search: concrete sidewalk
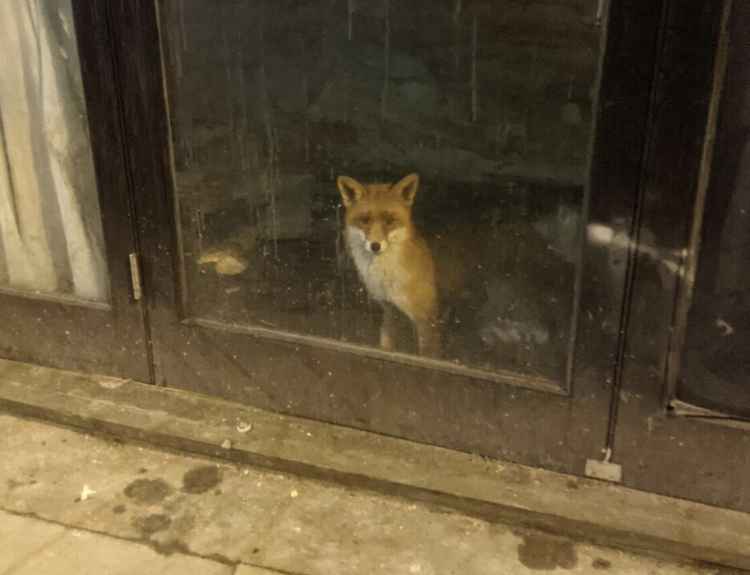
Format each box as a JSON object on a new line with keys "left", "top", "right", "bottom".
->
{"left": 1, "top": 510, "right": 238, "bottom": 575}
{"left": 0, "top": 414, "right": 731, "bottom": 575}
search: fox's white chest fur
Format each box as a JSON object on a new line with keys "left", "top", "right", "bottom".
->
{"left": 345, "top": 227, "right": 406, "bottom": 307}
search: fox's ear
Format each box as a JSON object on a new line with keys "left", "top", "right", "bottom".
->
{"left": 337, "top": 176, "right": 365, "bottom": 207}
{"left": 393, "top": 173, "right": 419, "bottom": 206}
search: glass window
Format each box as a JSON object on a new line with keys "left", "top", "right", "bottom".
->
{"left": 0, "top": 0, "right": 108, "bottom": 302}
{"left": 159, "top": 0, "right": 602, "bottom": 385}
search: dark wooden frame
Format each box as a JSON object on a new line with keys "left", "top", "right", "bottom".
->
{"left": 0, "top": 0, "right": 150, "bottom": 382}
{"left": 111, "top": 0, "right": 665, "bottom": 475}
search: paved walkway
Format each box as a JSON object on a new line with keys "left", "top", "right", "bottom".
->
{"left": 1, "top": 510, "right": 241, "bottom": 574}
{"left": 0, "top": 414, "right": 730, "bottom": 574}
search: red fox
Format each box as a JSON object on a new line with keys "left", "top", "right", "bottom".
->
{"left": 338, "top": 173, "right": 441, "bottom": 356}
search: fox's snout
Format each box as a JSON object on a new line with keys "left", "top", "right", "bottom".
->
{"left": 361, "top": 223, "right": 389, "bottom": 254}
{"left": 345, "top": 222, "right": 392, "bottom": 254}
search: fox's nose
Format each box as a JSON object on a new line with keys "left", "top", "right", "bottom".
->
{"left": 370, "top": 242, "right": 381, "bottom": 253}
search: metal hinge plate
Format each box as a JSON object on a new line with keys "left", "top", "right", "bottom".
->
{"left": 585, "top": 459, "right": 622, "bottom": 483}
{"left": 585, "top": 448, "right": 622, "bottom": 483}
{"left": 129, "top": 253, "right": 142, "bottom": 301}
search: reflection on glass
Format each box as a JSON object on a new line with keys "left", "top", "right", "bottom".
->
{"left": 159, "top": 0, "right": 601, "bottom": 382}
{"left": 0, "top": 0, "right": 108, "bottom": 301}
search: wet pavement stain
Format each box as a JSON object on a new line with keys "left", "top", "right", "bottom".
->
{"left": 170, "top": 512, "right": 196, "bottom": 538}
{"left": 6, "top": 478, "right": 36, "bottom": 490}
{"left": 123, "top": 478, "right": 173, "bottom": 505}
{"left": 516, "top": 532, "right": 578, "bottom": 571}
{"left": 182, "top": 465, "right": 222, "bottom": 494}
{"left": 592, "top": 557, "right": 612, "bottom": 570}
{"left": 134, "top": 513, "right": 172, "bottom": 535}
{"left": 151, "top": 539, "right": 191, "bottom": 557}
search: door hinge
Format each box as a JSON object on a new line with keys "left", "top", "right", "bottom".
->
{"left": 129, "top": 252, "right": 142, "bottom": 301}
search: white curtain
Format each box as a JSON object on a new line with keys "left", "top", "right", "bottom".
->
{"left": 0, "top": 0, "right": 108, "bottom": 301}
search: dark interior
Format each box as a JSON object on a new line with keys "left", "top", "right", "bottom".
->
{"left": 680, "top": 2, "right": 750, "bottom": 417}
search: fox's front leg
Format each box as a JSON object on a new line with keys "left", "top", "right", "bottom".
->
{"left": 379, "top": 303, "right": 397, "bottom": 351}
{"left": 402, "top": 282, "right": 441, "bottom": 357}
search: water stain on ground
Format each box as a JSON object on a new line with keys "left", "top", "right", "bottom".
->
{"left": 182, "top": 465, "right": 222, "bottom": 494}
{"left": 592, "top": 557, "right": 612, "bottom": 570}
{"left": 123, "top": 478, "right": 173, "bottom": 505}
{"left": 134, "top": 513, "right": 172, "bottom": 535}
{"left": 516, "top": 532, "right": 578, "bottom": 571}
{"left": 6, "top": 478, "right": 37, "bottom": 491}
{"left": 151, "top": 538, "right": 191, "bottom": 557}
{"left": 170, "top": 512, "right": 196, "bottom": 538}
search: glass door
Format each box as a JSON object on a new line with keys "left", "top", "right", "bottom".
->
{"left": 117, "top": 0, "right": 662, "bottom": 473}
{"left": 156, "top": 0, "right": 600, "bottom": 391}
{"left": 0, "top": 0, "right": 150, "bottom": 381}
{"left": 675, "top": 1, "right": 750, "bottom": 419}
{"left": 608, "top": 0, "right": 750, "bottom": 514}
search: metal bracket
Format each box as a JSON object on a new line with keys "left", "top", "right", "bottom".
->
{"left": 129, "top": 253, "right": 142, "bottom": 301}
{"left": 585, "top": 448, "right": 622, "bottom": 483}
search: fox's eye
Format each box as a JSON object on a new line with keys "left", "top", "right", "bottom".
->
{"left": 383, "top": 213, "right": 396, "bottom": 226}
{"left": 357, "top": 215, "right": 371, "bottom": 226}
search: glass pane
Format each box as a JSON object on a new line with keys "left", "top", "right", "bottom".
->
{"left": 160, "top": 0, "right": 603, "bottom": 384}
{"left": 679, "top": 3, "right": 750, "bottom": 416}
{"left": 0, "top": 0, "right": 108, "bottom": 302}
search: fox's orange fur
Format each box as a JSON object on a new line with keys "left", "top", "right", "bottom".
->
{"left": 338, "top": 173, "right": 440, "bottom": 356}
